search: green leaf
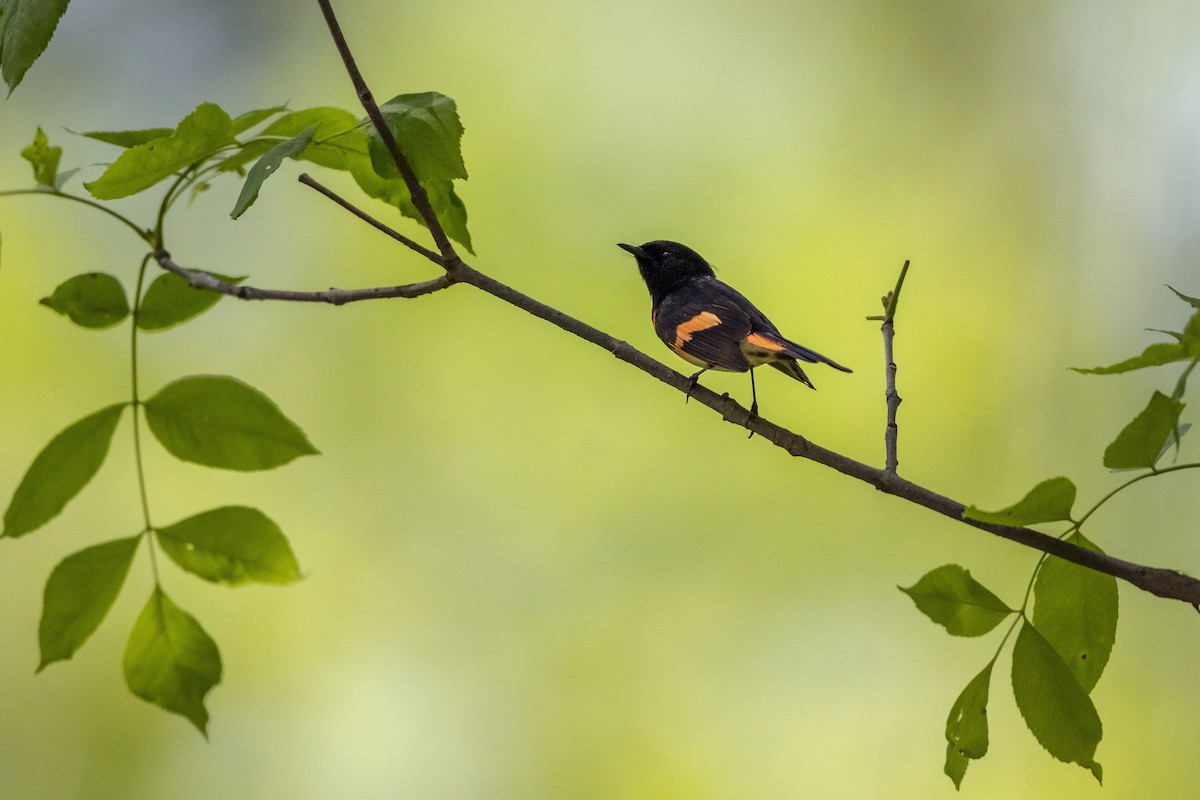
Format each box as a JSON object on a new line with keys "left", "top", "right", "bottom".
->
{"left": 964, "top": 477, "right": 1077, "bottom": 526}
{"left": 3, "top": 403, "right": 125, "bottom": 537}
{"left": 944, "top": 660, "right": 994, "bottom": 789}
{"left": 123, "top": 587, "right": 221, "bottom": 735}
{"left": 347, "top": 152, "right": 474, "bottom": 253}
{"left": 84, "top": 103, "right": 236, "bottom": 200}
{"left": 231, "top": 104, "right": 288, "bottom": 135}
{"left": 39, "top": 272, "right": 129, "bottom": 328}
{"left": 0, "top": 0, "right": 72, "bottom": 93}
{"left": 21, "top": 126, "right": 60, "bottom": 187}
{"left": 156, "top": 506, "right": 300, "bottom": 585}
{"left": 79, "top": 127, "right": 175, "bottom": 148}
{"left": 1168, "top": 285, "right": 1200, "bottom": 311}
{"left": 899, "top": 565, "right": 1012, "bottom": 637}
{"left": 1103, "top": 391, "right": 1186, "bottom": 470}
{"left": 262, "top": 106, "right": 360, "bottom": 170}
{"left": 1033, "top": 532, "right": 1117, "bottom": 693}
{"left": 214, "top": 138, "right": 277, "bottom": 175}
{"left": 143, "top": 375, "right": 318, "bottom": 471}
{"left": 37, "top": 535, "right": 140, "bottom": 670}
{"left": 1011, "top": 622, "right": 1103, "bottom": 783}
{"left": 136, "top": 270, "right": 244, "bottom": 331}
{"left": 1072, "top": 342, "right": 1189, "bottom": 374}
{"left": 367, "top": 92, "right": 468, "bottom": 184}
{"left": 230, "top": 125, "right": 316, "bottom": 219}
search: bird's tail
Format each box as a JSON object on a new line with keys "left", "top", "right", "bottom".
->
{"left": 769, "top": 359, "right": 816, "bottom": 389}
{"left": 778, "top": 339, "right": 853, "bottom": 373}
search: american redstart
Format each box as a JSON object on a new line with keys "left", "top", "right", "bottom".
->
{"left": 618, "top": 240, "right": 851, "bottom": 419}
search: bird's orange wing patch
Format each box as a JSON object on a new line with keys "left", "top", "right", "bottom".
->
{"left": 743, "top": 332, "right": 786, "bottom": 352}
{"left": 673, "top": 311, "right": 722, "bottom": 351}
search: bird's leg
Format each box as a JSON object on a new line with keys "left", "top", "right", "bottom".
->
{"left": 748, "top": 369, "right": 759, "bottom": 418}
{"left": 747, "top": 369, "right": 759, "bottom": 438}
{"left": 684, "top": 368, "right": 708, "bottom": 404}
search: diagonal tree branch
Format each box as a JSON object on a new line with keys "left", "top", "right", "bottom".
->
{"left": 219, "top": 0, "right": 1200, "bottom": 607}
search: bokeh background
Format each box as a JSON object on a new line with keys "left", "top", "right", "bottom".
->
{"left": 2, "top": 1, "right": 1199, "bottom": 798}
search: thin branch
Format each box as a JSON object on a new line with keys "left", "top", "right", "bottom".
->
{"left": 314, "top": 0, "right": 459, "bottom": 265}
{"left": 298, "top": 173, "right": 443, "bottom": 264}
{"left": 450, "top": 259, "right": 1200, "bottom": 605}
{"left": 154, "top": 250, "right": 453, "bottom": 304}
{"left": 875, "top": 260, "right": 909, "bottom": 474}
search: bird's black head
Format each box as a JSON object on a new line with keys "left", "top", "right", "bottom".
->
{"left": 617, "top": 240, "right": 715, "bottom": 304}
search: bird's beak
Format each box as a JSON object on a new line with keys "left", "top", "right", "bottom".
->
{"left": 617, "top": 243, "right": 644, "bottom": 258}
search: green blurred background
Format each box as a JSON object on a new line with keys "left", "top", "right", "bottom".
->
{"left": 2, "top": 1, "right": 1199, "bottom": 797}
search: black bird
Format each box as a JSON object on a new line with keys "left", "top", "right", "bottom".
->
{"left": 618, "top": 240, "right": 851, "bottom": 419}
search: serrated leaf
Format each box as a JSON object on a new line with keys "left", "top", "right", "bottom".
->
{"left": 0, "top": 0, "right": 72, "bottom": 93}
{"left": 79, "top": 127, "right": 174, "bottom": 148}
{"left": 900, "top": 565, "right": 1012, "bottom": 636}
{"left": 123, "top": 587, "right": 221, "bottom": 735}
{"left": 230, "top": 125, "right": 315, "bottom": 219}
{"left": 21, "top": 126, "right": 60, "bottom": 187}
{"left": 84, "top": 103, "right": 236, "bottom": 200}
{"left": 37, "top": 535, "right": 140, "bottom": 670}
{"left": 964, "top": 477, "right": 1077, "bottom": 526}
{"left": 137, "top": 271, "right": 244, "bottom": 331}
{"left": 156, "top": 506, "right": 300, "bottom": 585}
{"left": 1103, "top": 391, "right": 1186, "bottom": 470}
{"left": 143, "top": 375, "right": 318, "bottom": 471}
{"left": 1072, "top": 342, "right": 1188, "bottom": 375}
{"left": 367, "top": 92, "right": 467, "bottom": 184}
{"left": 231, "top": 104, "right": 287, "bottom": 135}
{"left": 39, "top": 272, "right": 129, "bottom": 328}
{"left": 944, "top": 660, "right": 994, "bottom": 789}
{"left": 1033, "top": 532, "right": 1118, "bottom": 693}
{"left": 1011, "top": 622, "right": 1103, "bottom": 783}
{"left": 3, "top": 403, "right": 125, "bottom": 537}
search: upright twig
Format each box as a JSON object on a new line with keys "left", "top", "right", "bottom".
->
{"left": 869, "top": 260, "right": 910, "bottom": 473}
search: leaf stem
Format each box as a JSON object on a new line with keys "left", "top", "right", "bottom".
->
{"left": 0, "top": 188, "right": 151, "bottom": 243}
{"left": 130, "top": 253, "right": 159, "bottom": 582}
{"left": 1074, "top": 462, "right": 1200, "bottom": 529}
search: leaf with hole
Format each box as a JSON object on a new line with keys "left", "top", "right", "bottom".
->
{"left": 1011, "top": 622, "right": 1103, "bottom": 783}
{"left": 1033, "top": 532, "right": 1117, "bottom": 693}
{"left": 944, "top": 659, "right": 994, "bottom": 789}
{"left": 230, "top": 125, "right": 316, "bottom": 219}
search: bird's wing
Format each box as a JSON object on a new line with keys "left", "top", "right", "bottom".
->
{"left": 655, "top": 284, "right": 752, "bottom": 373}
